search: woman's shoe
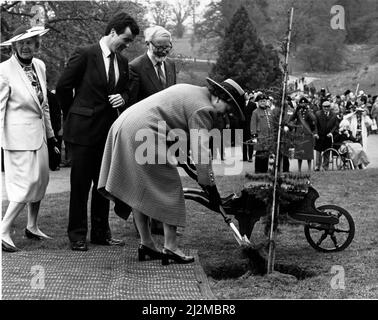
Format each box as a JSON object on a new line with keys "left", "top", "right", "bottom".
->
{"left": 2, "top": 240, "right": 20, "bottom": 252}
{"left": 25, "top": 228, "right": 52, "bottom": 240}
{"left": 138, "top": 244, "right": 162, "bottom": 261}
{"left": 25, "top": 228, "right": 44, "bottom": 240}
{"left": 161, "top": 248, "right": 194, "bottom": 265}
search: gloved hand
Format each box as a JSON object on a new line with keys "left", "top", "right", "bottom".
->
{"left": 200, "top": 184, "right": 222, "bottom": 212}
{"left": 47, "top": 137, "right": 60, "bottom": 154}
{"left": 47, "top": 137, "right": 61, "bottom": 171}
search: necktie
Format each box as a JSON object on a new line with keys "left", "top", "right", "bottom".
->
{"left": 107, "top": 52, "right": 115, "bottom": 94}
{"left": 156, "top": 61, "right": 166, "bottom": 88}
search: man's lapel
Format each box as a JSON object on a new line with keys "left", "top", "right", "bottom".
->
{"left": 115, "top": 52, "right": 128, "bottom": 90}
{"left": 164, "top": 59, "right": 175, "bottom": 87}
{"left": 93, "top": 44, "right": 108, "bottom": 87}
{"left": 144, "top": 54, "right": 163, "bottom": 91}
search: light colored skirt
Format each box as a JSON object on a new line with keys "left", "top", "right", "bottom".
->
{"left": 3, "top": 142, "right": 49, "bottom": 203}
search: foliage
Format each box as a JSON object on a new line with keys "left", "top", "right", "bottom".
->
{"left": 210, "top": 6, "right": 283, "bottom": 92}
{"left": 196, "top": 0, "right": 377, "bottom": 73}
{"left": 1, "top": 1, "right": 149, "bottom": 87}
{"left": 145, "top": 0, "right": 195, "bottom": 39}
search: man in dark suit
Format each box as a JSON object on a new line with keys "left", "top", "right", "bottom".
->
{"left": 128, "top": 25, "right": 176, "bottom": 106}
{"left": 242, "top": 93, "right": 257, "bottom": 162}
{"left": 314, "top": 101, "right": 339, "bottom": 171}
{"left": 128, "top": 26, "right": 176, "bottom": 235}
{"left": 56, "top": 12, "right": 140, "bottom": 251}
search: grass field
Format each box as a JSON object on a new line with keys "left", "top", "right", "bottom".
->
{"left": 2, "top": 168, "right": 377, "bottom": 299}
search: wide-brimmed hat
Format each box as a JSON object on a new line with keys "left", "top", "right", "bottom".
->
{"left": 254, "top": 93, "right": 269, "bottom": 102}
{"left": 1, "top": 25, "right": 49, "bottom": 46}
{"left": 206, "top": 77, "right": 245, "bottom": 121}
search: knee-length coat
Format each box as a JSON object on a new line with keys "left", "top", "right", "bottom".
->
{"left": 98, "top": 84, "right": 218, "bottom": 227}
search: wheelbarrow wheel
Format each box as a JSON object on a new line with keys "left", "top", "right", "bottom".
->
{"left": 304, "top": 205, "right": 355, "bottom": 252}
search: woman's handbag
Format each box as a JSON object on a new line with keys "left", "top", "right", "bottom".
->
{"left": 47, "top": 137, "right": 61, "bottom": 171}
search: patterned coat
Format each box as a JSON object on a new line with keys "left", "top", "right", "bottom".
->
{"left": 250, "top": 106, "right": 273, "bottom": 151}
{"left": 98, "top": 84, "right": 218, "bottom": 227}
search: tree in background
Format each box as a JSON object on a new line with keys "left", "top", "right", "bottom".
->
{"left": 211, "top": 6, "right": 283, "bottom": 91}
{"left": 1, "top": 1, "right": 148, "bottom": 86}
{"left": 146, "top": 0, "right": 171, "bottom": 28}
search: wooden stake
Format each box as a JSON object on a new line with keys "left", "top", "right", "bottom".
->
{"left": 267, "top": 7, "right": 294, "bottom": 274}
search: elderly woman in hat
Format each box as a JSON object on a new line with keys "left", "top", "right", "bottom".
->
{"left": 98, "top": 78, "right": 246, "bottom": 265}
{"left": 289, "top": 96, "right": 317, "bottom": 172}
{"left": 0, "top": 25, "right": 59, "bottom": 252}
{"left": 335, "top": 119, "right": 369, "bottom": 169}
{"left": 342, "top": 97, "right": 372, "bottom": 151}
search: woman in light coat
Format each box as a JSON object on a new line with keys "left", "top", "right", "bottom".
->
{"left": 1, "top": 25, "right": 59, "bottom": 252}
{"left": 98, "top": 78, "right": 246, "bottom": 265}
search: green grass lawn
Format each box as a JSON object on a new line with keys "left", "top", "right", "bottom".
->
{"left": 2, "top": 168, "right": 377, "bottom": 299}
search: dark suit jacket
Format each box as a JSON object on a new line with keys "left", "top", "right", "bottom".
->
{"left": 56, "top": 44, "right": 130, "bottom": 146}
{"left": 128, "top": 53, "right": 176, "bottom": 106}
{"left": 314, "top": 110, "right": 339, "bottom": 151}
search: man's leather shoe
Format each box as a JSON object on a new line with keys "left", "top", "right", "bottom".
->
{"left": 70, "top": 241, "right": 88, "bottom": 251}
{"left": 90, "top": 238, "right": 125, "bottom": 246}
{"left": 2, "top": 240, "right": 20, "bottom": 252}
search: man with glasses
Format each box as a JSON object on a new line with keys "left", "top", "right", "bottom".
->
{"left": 128, "top": 25, "right": 176, "bottom": 107}
{"left": 128, "top": 26, "right": 177, "bottom": 236}
{"left": 56, "top": 12, "right": 139, "bottom": 251}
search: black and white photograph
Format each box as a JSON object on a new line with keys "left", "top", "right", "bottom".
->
{"left": 1, "top": 0, "right": 377, "bottom": 306}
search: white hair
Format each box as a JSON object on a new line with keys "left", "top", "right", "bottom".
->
{"left": 144, "top": 26, "right": 171, "bottom": 42}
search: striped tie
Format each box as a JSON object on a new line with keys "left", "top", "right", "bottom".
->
{"left": 156, "top": 61, "right": 166, "bottom": 88}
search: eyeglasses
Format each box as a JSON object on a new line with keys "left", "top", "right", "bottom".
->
{"left": 150, "top": 41, "right": 172, "bottom": 52}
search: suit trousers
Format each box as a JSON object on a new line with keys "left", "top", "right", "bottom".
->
{"left": 67, "top": 142, "right": 111, "bottom": 242}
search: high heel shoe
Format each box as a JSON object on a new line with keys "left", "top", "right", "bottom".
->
{"left": 25, "top": 228, "right": 52, "bottom": 240}
{"left": 138, "top": 244, "right": 162, "bottom": 261}
{"left": 161, "top": 248, "right": 194, "bottom": 265}
{"left": 2, "top": 240, "right": 20, "bottom": 252}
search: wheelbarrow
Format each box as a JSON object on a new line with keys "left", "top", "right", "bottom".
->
{"left": 181, "top": 161, "right": 355, "bottom": 253}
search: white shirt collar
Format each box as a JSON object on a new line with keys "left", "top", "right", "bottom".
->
{"left": 99, "top": 37, "right": 112, "bottom": 58}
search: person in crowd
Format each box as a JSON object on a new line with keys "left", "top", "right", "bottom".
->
{"left": 242, "top": 92, "right": 257, "bottom": 162}
{"left": 271, "top": 96, "right": 294, "bottom": 172}
{"left": 313, "top": 101, "right": 339, "bottom": 171}
{"left": 56, "top": 12, "right": 140, "bottom": 251}
{"left": 250, "top": 93, "right": 273, "bottom": 173}
{"left": 127, "top": 25, "right": 176, "bottom": 235}
{"left": 0, "top": 24, "right": 59, "bottom": 252}
{"left": 334, "top": 119, "right": 369, "bottom": 169}
{"left": 97, "top": 78, "right": 246, "bottom": 265}
{"left": 370, "top": 96, "right": 378, "bottom": 134}
{"left": 342, "top": 98, "right": 372, "bottom": 153}
{"left": 289, "top": 96, "right": 317, "bottom": 172}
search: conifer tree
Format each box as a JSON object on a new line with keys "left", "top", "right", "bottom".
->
{"left": 211, "top": 5, "right": 283, "bottom": 91}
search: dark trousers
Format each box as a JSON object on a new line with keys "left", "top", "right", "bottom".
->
{"left": 282, "top": 155, "right": 290, "bottom": 172}
{"left": 255, "top": 150, "right": 269, "bottom": 173}
{"left": 67, "top": 142, "right": 110, "bottom": 242}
